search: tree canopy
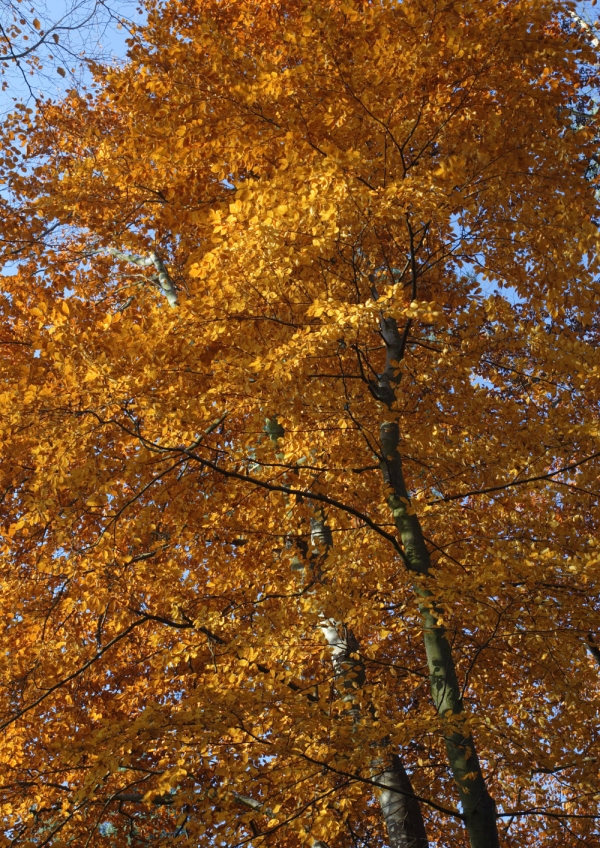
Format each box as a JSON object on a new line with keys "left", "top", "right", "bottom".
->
{"left": 1, "top": 1, "right": 600, "bottom": 847}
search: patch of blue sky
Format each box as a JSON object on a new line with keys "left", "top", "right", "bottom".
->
{"left": 0, "top": 0, "right": 143, "bottom": 114}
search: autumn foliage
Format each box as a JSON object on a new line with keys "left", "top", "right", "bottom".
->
{"left": 1, "top": 1, "right": 600, "bottom": 846}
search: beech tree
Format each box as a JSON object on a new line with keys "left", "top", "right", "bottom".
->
{"left": 1, "top": 1, "right": 600, "bottom": 847}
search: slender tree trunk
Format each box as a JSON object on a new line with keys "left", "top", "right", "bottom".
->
{"left": 268, "top": 421, "right": 429, "bottom": 848}
{"left": 319, "top": 616, "right": 428, "bottom": 848}
{"left": 313, "top": 517, "right": 429, "bottom": 848}
{"left": 376, "top": 316, "right": 500, "bottom": 848}
{"left": 373, "top": 755, "right": 429, "bottom": 848}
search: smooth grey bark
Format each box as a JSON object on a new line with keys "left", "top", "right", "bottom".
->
{"left": 106, "top": 248, "right": 178, "bottom": 307}
{"left": 318, "top": 612, "right": 429, "bottom": 848}
{"left": 373, "top": 755, "right": 429, "bottom": 848}
{"left": 267, "top": 420, "right": 428, "bottom": 848}
{"left": 376, "top": 315, "right": 499, "bottom": 848}
{"left": 311, "top": 513, "right": 429, "bottom": 848}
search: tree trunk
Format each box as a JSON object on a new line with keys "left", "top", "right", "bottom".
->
{"left": 376, "top": 315, "right": 500, "bottom": 848}
{"left": 270, "top": 415, "right": 430, "bottom": 848}
{"left": 314, "top": 516, "right": 429, "bottom": 848}
{"left": 374, "top": 755, "right": 429, "bottom": 848}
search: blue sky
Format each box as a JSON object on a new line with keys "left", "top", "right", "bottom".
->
{"left": 0, "top": 0, "right": 143, "bottom": 114}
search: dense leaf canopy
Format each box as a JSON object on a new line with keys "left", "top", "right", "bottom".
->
{"left": 1, "top": 1, "right": 600, "bottom": 847}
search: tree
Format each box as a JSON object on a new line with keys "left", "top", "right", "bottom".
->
{"left": 0, "top": 0, "right": 600, "bottom": 846}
